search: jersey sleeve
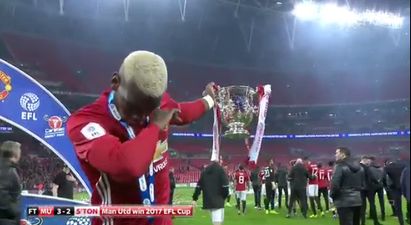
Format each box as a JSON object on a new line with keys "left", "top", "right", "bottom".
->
{"left": 178, "top": 99, "right": 207, "bottom": 124}
{"left": 163, "top": 93, "right": 207, "bottom": 126}
{"left": 67, "top": 117, "right": 160, "bottom": 182}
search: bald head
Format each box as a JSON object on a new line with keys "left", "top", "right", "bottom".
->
{"left": 295, "top": 158, "right": 304, "bottom": 165}
{"left": 119, "top": 51, "right": 167, "bottom": 98}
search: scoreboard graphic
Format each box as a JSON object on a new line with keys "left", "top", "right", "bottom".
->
{"left": 26, "top": 205, "right": 193, "bottom": 218}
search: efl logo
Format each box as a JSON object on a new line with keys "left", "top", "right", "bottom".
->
{"left": 20, "top": 92, "right": 40, "bottom": 121}
{"left": 21, "top": 218, "right": 44, "bottom": 225}
{"left": 44, "top": 115, "right": 67, "bottom": 138}
{"left": 0, "top": 71, "right": 12, "bottom": 101}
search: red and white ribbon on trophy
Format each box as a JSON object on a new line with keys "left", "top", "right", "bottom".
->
{"left": 248, "top": 84, "right": 271, "bottom": 167}
{"left": 211, "top": 84, "right": 271, "bottom": 164}
{"left": 210, "top": 105, "right": 222, "bottom": 162}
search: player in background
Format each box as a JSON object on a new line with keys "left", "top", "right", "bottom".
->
{"left": 223, "top": 165, "right": 233, "bottom": 207}
{"left": 234, "top": 165, "right": 250, "bottom": 215}
{"left": 327, "top": 161, "right": 337, "bottom": 219}
{"left": 317, "top": 163, "right": 329, "bottom": 216}
{"left": 288, "top": 159, "right": 298, "bottom": 215}
{"left": 259, "top": 165, "right": 267, "bottom": 211}
{"left": 261, "top": 160, "right": 279, "bottom": 215}
{"left": 274, "top": 163, "right": 288, "bottom": 209}
{"left": 250, "top": 165, "right": 262, "bottom": 209}
{"left": 306, "top": 160, "right": 323, "bottom": 218}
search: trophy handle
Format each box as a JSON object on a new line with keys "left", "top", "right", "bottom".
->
{"left": 249, "top": 89, "right": 259, "bottom": 115}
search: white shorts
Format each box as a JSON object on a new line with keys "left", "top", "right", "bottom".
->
{"left": 261, "top": 184, "right": 266, "bottom": 196}
{"left": 236, "top": 191, "right": 247, "bottom": 201}
{"left": 307, "top": 184, "right": 319, "bottom": 197}
{"left": 210, "top": 208, "right": 224, "bottom": 223}
{"left": 229, "top": 187, "right": 234, "bottom": 195}
{"left": 328, "top": 190, "right": 334, "bottom": 204}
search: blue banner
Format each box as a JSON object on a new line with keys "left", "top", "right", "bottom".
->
{"left": 0, "top": 59, "right": 91, "bottom": 194}
{"left": 20, "top": 194, "right": 90, "bottom": 225}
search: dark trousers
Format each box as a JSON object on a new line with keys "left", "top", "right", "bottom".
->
{"left": 366, "top": 190, "right": 381, "bottom": 225}
{"left": 288, "top": 188, "right": 308, "bottom": 217}
{"left": 278, "top": 186, "right": 288, "bottom": 209}
{"left": 375, "top": 188, "right": 385, "bottom": 220}
{"left": 386, "top": 188, "right": 396, "bottom": 216}
{"left": 252, "top": 184, "right": 262, "bottom": 208}
{"left": 338, "top": 206, "right": 362, "bottom": 225}
{"left": 169, "top": 188, "right": 175, "bottom": 205}
{"left": 392, "top": 188, "right": 405, "bottom": 225}
{"left": 319, "top": 187, "right": 330, "bottom": 211}
{"left": 264, "top": 184, "right": 275, "bottom": 210}
{"left": 361, "top": 191, "right": 367, "bottom": 225}
{"left": 309, "top": 196, "right": 323, "bottom": 215}
{"left": 361, "top": 190, "right": 381, "bottom": 225}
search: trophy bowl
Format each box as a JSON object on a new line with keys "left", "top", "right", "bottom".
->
{"left": 215, "top": 85, "right": 258, "bottom": 139}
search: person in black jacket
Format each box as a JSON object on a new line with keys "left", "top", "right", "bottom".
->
{"left": 383, "top": 159, "right": 397, "bottom": 217}
{"left": 52, "top": 165, "right": 77, "bottom": 199}
{"left": 385, "top": 159, "right": 407, "bottom": 225}
{"left": 368, "top": 157, "right": 386, "bottom": 222}
{"left": 0, "top": 141, "right": 22, "bottom": 225}
{"left": 250, "top": 166, "right": 262, "bottom": 209}
{"left": 401, "top": 162, "right": 410, "bottom": 224}
{"left": 262, "top": 159, "right": 278, "bottom": 215}
{"left": 331, "top": 147, "right": 364, "bottom": 225}
{"left": 42, "top": 183, "right": 53, "bottom": 196}
{"left": 286, "top": 158, "right": 311, "bottom": 219}
{"left": 274, "top": 163, "right": 288, "bottom": 209}
{"left": 169, "top": 167, "right": 176, "bottom": 205}
{"left": 360, "top": 156, "right": 383, "bottom": 225}
{"left": 360, "top": 157, "right": 370, "bottom": 225}
{"left": 192, "top": 161, "right": 229, "bottom": 225}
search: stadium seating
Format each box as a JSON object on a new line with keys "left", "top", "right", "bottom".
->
{"left": 1, "top": 32, "right": 409, "bottom": 105}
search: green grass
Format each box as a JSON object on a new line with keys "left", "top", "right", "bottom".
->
{"left": 74, "top": 192, "right": 90, "bottom": 202}
{"left": 172, "top": 187, "right": 404, "bottom": 225}
{"left": 74, "top": 188, "right": 405, "bottom": 225}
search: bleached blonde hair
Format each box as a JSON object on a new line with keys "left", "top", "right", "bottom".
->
{"left": 119, "top": 50, "right": 168, "bottom": 98}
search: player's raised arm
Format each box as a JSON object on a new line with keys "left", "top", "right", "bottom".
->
{"left": 168, "top": 82, "right": 217, "bottom": 125}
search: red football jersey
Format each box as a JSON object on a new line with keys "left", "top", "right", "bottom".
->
{"left": 235, "top": 170, "right": 249, "bottom": 191}
{"left": 67, "top": 90, "right": 206, "bottom": 225}
{"left": 307, "top": 163, "right": 319, "bottom": 185}
{"left": 317, "top": 168, "right": 328, "bottom": 188}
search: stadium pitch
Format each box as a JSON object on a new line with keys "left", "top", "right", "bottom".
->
{"left": 173, "top": 187, "right": 402, "bottom": 225}
{"left": 75, "top": 188, "right": 403, "bottom": 225}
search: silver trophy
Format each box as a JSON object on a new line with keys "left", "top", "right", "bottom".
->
{"left": 215, "top": 85, "right": 258, "bottom": 139}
